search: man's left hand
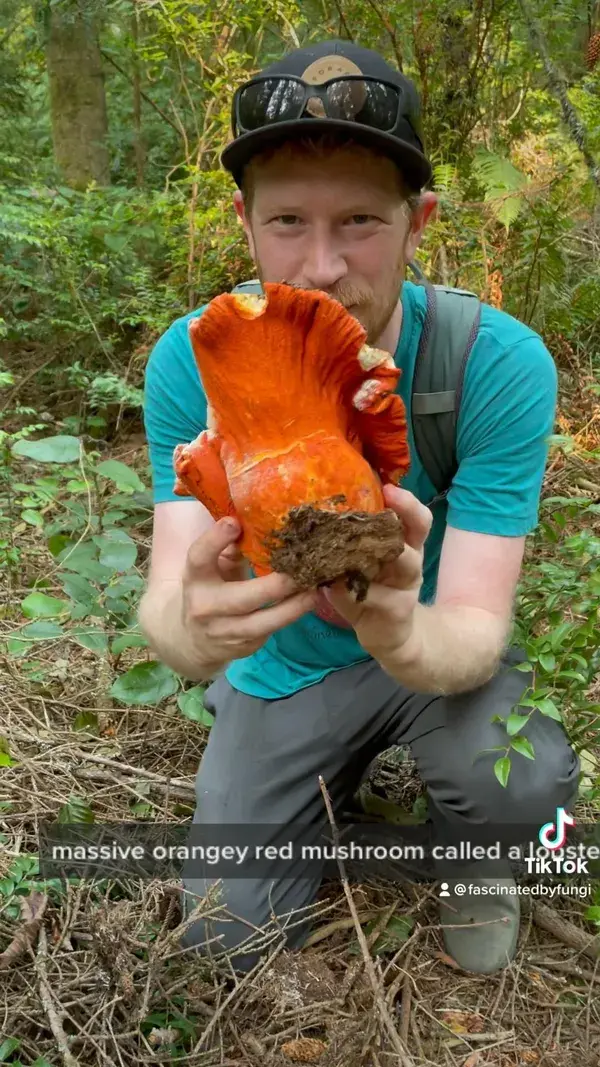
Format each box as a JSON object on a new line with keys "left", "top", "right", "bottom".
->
{"left": 321, "top": 484, "right": 433, "bottom": 660}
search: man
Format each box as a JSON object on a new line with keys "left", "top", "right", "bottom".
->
{"left": 139, "top": 39, "right": 580, "bottom": 975}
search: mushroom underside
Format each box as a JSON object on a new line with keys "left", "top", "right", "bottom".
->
{"left": 264, "top": 502, "right": 405, "bottom": 602}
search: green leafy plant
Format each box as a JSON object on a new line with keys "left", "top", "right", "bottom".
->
{"left": 4, "top": 434, "right": 150, "bottom": 665}
{"left": 472, "top": 149, "right": 531, "bottom": 230}
{"left": 349, "top": 913, "right": 415, "bottom": 956}
{"left": 486, "top": 491, "right": 600, "bottom": 790}
{"left": 0, "top": 855, "right": 64, "bottom": 921}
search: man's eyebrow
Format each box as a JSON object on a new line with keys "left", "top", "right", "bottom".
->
{"left": 255, "top": 199, "right": 393, "bottom": 216}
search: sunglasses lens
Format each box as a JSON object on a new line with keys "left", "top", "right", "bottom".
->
{"left": 324, "top": 80, "right": 399, "bottom": 130}
{"left": 238, "top": 78, "right": 305, "bottom": 130}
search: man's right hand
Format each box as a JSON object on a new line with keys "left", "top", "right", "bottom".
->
{"left": 181, "top": 516, "right": 318, "bottom": 663}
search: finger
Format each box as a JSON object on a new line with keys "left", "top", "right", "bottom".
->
{"left": 219, "top": 543, "right": 244, "bottom": 561}
{"left": 373, "top": 543, "right": 423, "bottom": 589}
{"left": 324, "top": 581, "right": 416, "bottom": 622}
{"left": 210, "top": 589, "right": 318, "bottom": 641}
{"left": 202, "top": 568, "right": 306, "bottom": 616}
{"left": 185, "top": 517, "right": 242, "bottom": 578}
{"left": 382, "top": 485, "right": 432, "bottom": 550}
{"left": 218, "top": 553, "right": 250, "bottom": 583}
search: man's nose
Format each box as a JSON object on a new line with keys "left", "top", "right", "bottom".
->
{"left": 302, "top": 235, "right": 347, "bottom": 292}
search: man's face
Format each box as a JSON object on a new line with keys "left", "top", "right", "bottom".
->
{"left": 234, "top": 146, "right": 436, "bottom": 345}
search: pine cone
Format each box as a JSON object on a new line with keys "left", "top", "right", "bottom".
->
{"left": 281, "top": 1037, "right": 328, "bottom": 1062}
{"left": 586, "top": 31, "right": 600, "bottom": 70}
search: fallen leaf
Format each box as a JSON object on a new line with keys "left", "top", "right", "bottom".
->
{"left": 148, "top": 1027, "right": 179, "bottom": 1047}
{"left": 463, "top": 1055, "right": 480, "bottom": 1067}
{"left": 441, "top": 1011, "right": 485, "bottom": 1034}
{"left": 434, "top": 950, "right": 462, "bottom": 969}
{"left": 0, "top": 891, "right": 47, "bottom": 969}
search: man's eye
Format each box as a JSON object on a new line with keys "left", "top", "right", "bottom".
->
{"left": 350, "top": 214, "right": 376, "bottom": 224}
{"left": 274, "top": 215, "right": 300, "bottom": 225}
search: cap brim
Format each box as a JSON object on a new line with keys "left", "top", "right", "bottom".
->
{"left": 220, "top": 117, "right": 432, "bottom": 190}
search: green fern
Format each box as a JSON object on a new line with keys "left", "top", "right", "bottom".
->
{"left": 432, "top": 163, "right": 458, "bottom": 191}
{"left": 57, "top": 795, "right": 94, "bottom": 823}
{"left": 472, "top": 150, "right": 529, "bottom": 230}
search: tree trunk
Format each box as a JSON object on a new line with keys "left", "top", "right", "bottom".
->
{"left": 516, "top": 0, "right": 600, "bottom": 191}
{"left": 132, "top": 9, "right": 145, "bottom": 187}
{"left": 45, "top": 1, "right": 110, "bottom": 189}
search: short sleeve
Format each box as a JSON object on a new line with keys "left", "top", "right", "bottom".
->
{"left": 446, "top": 330, "right": 558, "bottom": 536}
{"left": 143, "top": 312, "right": 209, "bottom": 504}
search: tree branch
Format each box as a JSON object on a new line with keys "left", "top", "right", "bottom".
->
{"left": 100, "top": 48, "right": 181, "bottom": 136}
{"left": 331, "top": 0, "right": 354, "bottom": 40}
{"left": 515, "top": 0, "right": 600, "bottom": 190}
{"left": 363, "top": 0, "right": 403, "bottom": 71}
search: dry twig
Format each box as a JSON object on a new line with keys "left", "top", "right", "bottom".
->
{"left": 318, "top": 775, "right": 415, "bottom": 1067}
{"left": 35, "top": 926, "right": 81, "bottom": 1067}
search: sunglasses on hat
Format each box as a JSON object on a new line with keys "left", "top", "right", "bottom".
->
{"left": 232, "top": 74, "right": 412, "bottom": 137}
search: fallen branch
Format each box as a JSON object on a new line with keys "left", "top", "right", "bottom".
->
{"left": 529, "top": 900, "right": 600, "bottom": 960}
{"left": 303, "top": 909, "right": 382, "bottom": 947}
{"left": 526, "top": 956, "right": 600, "bottom": 983}
{"left": 445, "top": 1030, "right": 514, "bottom": 1047}
{"left": 73, "top": 749, "right": 195, "bottom": 791}
{"left": 35, "top": 926, "right": 81, "bottom": 1067}
{"left": 0, "top": 891, "right": 47, "bottom": 969}
{"left": 75, "top": 766, "right": 195, "bottom": 802}
{"left": 318, "top": 775, "right": 415, "bottom": 1067}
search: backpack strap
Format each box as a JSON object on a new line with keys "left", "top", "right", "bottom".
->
{"left": 231, "top": 279, "right": 263, "bottom": 295}
{"left": 411, "top": 278, "right": 481, "bottom": 509}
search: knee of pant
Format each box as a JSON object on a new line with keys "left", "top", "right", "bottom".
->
{"left": 178, "top": 877, "right": 315, "bottom": 972}
{"left": 463, "top": 725, "right": 580, "bottom": 824}
{"left": 180, "top": 908, "right": 281, "bottom": 973}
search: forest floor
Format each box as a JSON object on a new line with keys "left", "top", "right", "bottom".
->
{"left": 1, "top": 345, "right": 600, "bottom": 1066}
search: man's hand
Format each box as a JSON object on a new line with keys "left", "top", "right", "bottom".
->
{"left": 181, "top": 516, "right": 318, "bottom": 664}
{"left": 321, "top": 485, "right": 432, "bottom": 660}
{"left": 216, "top": 539, "right": 250, "bottom": 582}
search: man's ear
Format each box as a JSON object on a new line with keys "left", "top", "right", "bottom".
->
{"left": 233, "top": 190, "right": 256, "bottom": 263}
{"left": 404, "top": 191, "right": 438, "bottom": 263}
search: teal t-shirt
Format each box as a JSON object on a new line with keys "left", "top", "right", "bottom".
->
{"left": 143, "top": 280, "right": 557, "bottom": 699}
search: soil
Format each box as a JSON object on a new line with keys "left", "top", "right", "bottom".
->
{"left": 265, "top": 501, "right": 405, "bottom": 601}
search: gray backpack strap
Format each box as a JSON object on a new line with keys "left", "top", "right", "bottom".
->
{"left": 411, "top": 280, "right": 481, "bottom": 508}
{"left": 231, "top": 279, "right": 263, "bottom": 295}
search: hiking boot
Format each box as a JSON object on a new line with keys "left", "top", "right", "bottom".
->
{"left": 437, "top": 859, "right": 520, "bottom": 974}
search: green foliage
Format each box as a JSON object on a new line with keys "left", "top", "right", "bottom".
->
{"left": 110, "top": 661, "right": 179, "bottom": 704}
{"left": 349, "top": 913, "right": 415, "bottom": 956}
{"left": 1, "top": 434, "right": 151, "bottom": 673}
{"left": 485, "top": 488, "right": 600, "bottom": 790}
{"left": 57, "top": 796, "right": 95, "bottom": 823}
{"left": 471, "top": 149, "right": 530, "bottom": 230}
{"left": 0, "top": 854, "right": 65, "bottom": 921}
{"left": 178, "top": 685, "right": 215, "bottom": 726}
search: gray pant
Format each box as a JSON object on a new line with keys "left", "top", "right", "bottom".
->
{"left": 180, "top": 647, "right": 580, "bottom": 969}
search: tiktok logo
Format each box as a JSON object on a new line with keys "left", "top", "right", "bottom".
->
{"left": 538, "top": 807, "right": 576, "bottom": 850}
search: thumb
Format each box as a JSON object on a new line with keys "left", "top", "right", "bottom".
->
{"left": 186, "top": 516, "right": 241, "bottom": 578}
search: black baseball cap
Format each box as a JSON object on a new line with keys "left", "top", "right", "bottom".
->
{"left": 221, "top": 39, "right": 432, "bottom": 191}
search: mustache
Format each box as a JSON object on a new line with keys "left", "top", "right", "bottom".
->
{"left": 278, "top": 278, "right": 372, "bottom": 309}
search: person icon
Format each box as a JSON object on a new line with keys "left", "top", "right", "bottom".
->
{"left": 439, "top": 882, "right": 451, "bottom": 897}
